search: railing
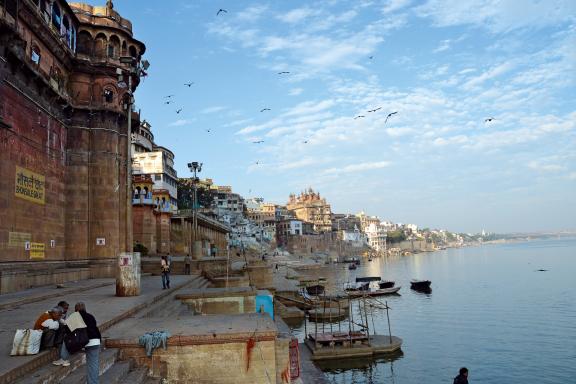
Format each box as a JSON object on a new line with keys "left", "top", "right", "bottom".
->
{"left": 132, "top": 197, "right": 154, "bottom": 205}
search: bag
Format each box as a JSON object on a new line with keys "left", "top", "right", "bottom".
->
{"left": 10, "top": 329, "right": 43, "bottom": 356}
{"left": 64, "top": 327, "right": 89, "bottom": 354}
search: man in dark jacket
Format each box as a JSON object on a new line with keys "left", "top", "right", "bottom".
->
{"left": 453, "top": 367, "right": 469, "bottom": 384}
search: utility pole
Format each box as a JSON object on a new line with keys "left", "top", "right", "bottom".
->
{"left": 188, "top": 162, "right": 202, "bottom": 259}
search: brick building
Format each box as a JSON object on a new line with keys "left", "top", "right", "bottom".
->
{"left": 286, "top": 188, "right": 333, "bottom": 233}
{"left": 0, "top": 0, "right": 145, "bottom": 293}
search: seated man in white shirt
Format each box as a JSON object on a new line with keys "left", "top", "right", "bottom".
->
{"left": 33, "top": 306, "right": 64, "bottom": 350}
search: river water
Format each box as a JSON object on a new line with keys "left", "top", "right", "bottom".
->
{"left": 290, "top": 238, "right": 576, "bottom": 383}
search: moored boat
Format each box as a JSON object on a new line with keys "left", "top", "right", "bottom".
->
{"left": 378, "top": 280, "right": 395, "bottom": 289}
{"left": 410, "top": 279, "right": 431, "bottom": 290}
{"left": 348, "top": 263, "right": 357, "bottom": 270}
{"left": 306, "top": 284, "right": 325, "bottom": 295}
{"left": 347, "top": 286, "right": 401, "bottom": 297}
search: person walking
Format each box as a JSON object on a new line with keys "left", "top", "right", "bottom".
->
{"left": 184, "top": 253, "right": 191, "bottom": 275}
{"left": 453, "top": 367, "right": 469, "bottom": 384}
{"left": 54, "top": 302, "right": 101, "bottom": 384}
{"left": 161, "top": 255, "right": 170, "bottom": 289}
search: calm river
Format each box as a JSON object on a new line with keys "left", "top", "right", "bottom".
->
{"left": 290, "top": 238, "right": 576, "bottom": 383}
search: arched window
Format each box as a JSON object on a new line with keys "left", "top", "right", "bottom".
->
{"left": 77, "top": 30, "right": 93, "bottom": 55}
{"left": 70, "top": 26, "right": 76, "bottom": 51}
{"left": 31, "top": 44, "right": 41, "bottom": 65}
{"left": 108, "top": 35, "right": 120, "bottom": 59}
{"left": 103, "top": 88, "right": 114, "bottom": 103}
{"left": 94, "top": 33, "right": 107, "bottom": 58}
{"left": 62, "top": 16, "right": 70, "bottom": 46}
{"left": 128, "top": 45, "right": 137, "bottom": 58}
{"left": 51, "top": 2, "right": 61, "bottom": 30}
{"left": 121, "top": 41, "right": 127, "bottom": 56}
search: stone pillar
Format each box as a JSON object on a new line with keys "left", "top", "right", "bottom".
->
{"left": 116, "top": 252, "right": 140, "bottom": 296}
{"left": 192, "top": 240, "right": 202, "bottom": 260}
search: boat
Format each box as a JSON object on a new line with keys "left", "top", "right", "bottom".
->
{"left": 348, "top": 263, "right": 357, "bottom": 270}
{"left": 378, "top": 281, "right": 395, "bottom": 289}
{"left": 355, "top": 276, "right": 381, "bottom": 283}
{"left": 410, "top": 280, "right": 432, "bottom": 291}
{"left": 344, "top": 282, "right": 369, "bottom": 291}
{"left": 346, "top": 286, "right": 401, "bottom": 297}
{"left": 306, "top": 284, "right": 325, "bottom": 295}
{"left": 305, "top": 331, "right": 402, "bottom": 360}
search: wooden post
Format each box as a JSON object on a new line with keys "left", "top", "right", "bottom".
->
{"left": 386, "top": 300, "right": 392, "bottom": 344}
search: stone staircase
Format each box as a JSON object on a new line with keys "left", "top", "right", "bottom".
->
{"left": 14, "top": 274, "right": 212, "bottom": 384}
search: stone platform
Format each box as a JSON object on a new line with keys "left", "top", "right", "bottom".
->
{"left": 0, "top": 275, "right": 200, "bottom": 384}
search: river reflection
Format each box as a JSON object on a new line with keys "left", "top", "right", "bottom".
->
{"left": 287, "top": 239, "right": 576, "bottom": 384}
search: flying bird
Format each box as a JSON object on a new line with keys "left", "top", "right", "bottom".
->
{"left": 255, "top": 161, "right": 260, "bottom": 165}
{"left": 484, "top": 117, "right": 495, "bottom": 123}
{"left": 277, "top": 71, "right": 290, "bottom": 75}
{"left": 184, "top": 82, "right": 194, "bottom": 87}
{"left": 260, "top": 108, "right": 271, "bottom": 112}
{"left": 369, "top": 56, "right": 374, "bottom": 60}
{"left": 252, "top": 140, "right": 265, "bottom": 144}
{"left": 384, "top": 111, "right": 398, "bottom": 124}
{"left": 176, "top": 108, "right": 182, "bottom": 114}
{"left": 303, "top": 140, "right": 308, "bottom": 144}
{"left": 164, "top": 101, "right": 172, "bottom": 105}
{"left": 217, "top": 9, "right": 227, "bottom": 16}
{"left": 354, "top": 115, "right": 365, "bottom": 120}
{"left": 367, "top": 107, "right": 382, "bottom": 113}
{"left": 206, "top": 129, "right": 211, "bottom": 133}
{"left": 164, "top": 95, "right": 174, "bottom": 98}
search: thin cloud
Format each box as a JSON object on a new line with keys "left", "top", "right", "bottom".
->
{"left": 323, "top": 161, "right": 391, "bottom": 175}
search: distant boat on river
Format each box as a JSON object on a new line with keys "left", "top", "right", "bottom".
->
{"left": 410, "top": 279, "right": 432, "bottom": 291}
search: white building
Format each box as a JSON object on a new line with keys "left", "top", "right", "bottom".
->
{"left": 131, "top": 121, "right": 178, "bottom": 211}
{"left": 365, "top": 223, "right": 387, "bottom": 252}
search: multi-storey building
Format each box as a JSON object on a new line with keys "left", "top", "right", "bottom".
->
{"left": 365, "top": 223, "right": 387, "bottom": 252}
{"left": 286, "top": 188, "right": 332, "bottom": 233}
{"left": 0, "top": 0, "right": 145, "bottom": 292}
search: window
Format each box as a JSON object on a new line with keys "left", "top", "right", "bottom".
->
{"left": 103, "top": 89, "right": 114, "bottom": 103}
{"left": 154, "top": 174, "right": 161, "bottom": 181}
{"left": 51, "top": 2, "right": 61, "bottom": 29}
{"left": 107, "top": 44, "right": 114, "bottom": 58}
{"left": 31, "top": 45, "right": 41, "bottom": 65}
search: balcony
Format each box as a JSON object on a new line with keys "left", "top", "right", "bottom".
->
{"left": 132, "top": 196, "right": 154, "bottom": 205}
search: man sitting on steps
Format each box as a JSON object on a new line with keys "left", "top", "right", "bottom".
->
{"left": 33, "top": 306, "right": 64, "bottom": 350}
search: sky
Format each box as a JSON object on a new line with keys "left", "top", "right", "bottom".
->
{"left": 111, "top": 0, "right": 575, "bottom": 234}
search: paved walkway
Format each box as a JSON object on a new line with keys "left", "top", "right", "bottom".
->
{"left": 0, "top": 275, "right": 197, "bottom": 384}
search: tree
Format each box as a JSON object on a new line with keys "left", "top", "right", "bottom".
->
{"left": 177, "top": 179, "right": 214, "bottom": 209}
{"left": 386, "top": 230, "right": 406, "bottom": 244}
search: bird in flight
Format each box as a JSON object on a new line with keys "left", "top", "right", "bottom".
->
{"left": 367, "top": 107, "right": 382, "bottom": 113}
{"left": 164, "top": 95, "right": 174, "bottom": 98}
{"left": 176, "top": 108, "right": 182, "bottom": 114}
{"left": 217, "top": 9, "right": 227, "bottom": 16}
{"left": 206, "top": 129, "right": 211, "bottom": 133}
{"left": 164, "top": 100, "right": 172, "bottom": 105}
{"left": 277, "top": 71, "right": 290, "bottom": 75}
{"left": 184, "top": 82, "right": 194, "bottom": 87}
{"left": 255, "top": 161, "right": 260, "bottom": 165}
{"left": 484, "top": 117, "right": 495, "bottom": 123}
{"left": 354, "top": 115, "right": 365, "bottom": 120}
{"left": 253, "top": 140, "right": 265, "bottom": 144}
{"left": 260, "top": 108, "right": 271, "bottom": 112}
{"left": 303, "top": 140, "right": 308, "bottom": 144}
{"left": 369, "top": 56, "right": 374, "bottom": 60}
{"left": 384, "top": 111, "right": 398, "bottom": 124}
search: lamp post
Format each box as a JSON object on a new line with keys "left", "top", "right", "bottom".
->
{"left": 115, "top": 56, "right": 149, "bottom": 297}
{"left": 187, "top": 162, "right": 202, "bottom": 259}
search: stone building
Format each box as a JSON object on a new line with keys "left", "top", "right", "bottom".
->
{"left": 0, "top": 0, "right": 145, "bottom": 293}
{"left": 286, "top": 188, "right": 332, "bottom": 233}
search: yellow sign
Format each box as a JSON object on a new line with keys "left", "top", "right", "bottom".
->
{"left": 8, "top": 232, "right": 32, "bottom": 247}
{"left": 15, "top": 166, "right": 45, "bottom": 205}
{"left": 30, "top": 242, "right": 45, "bottom": 260}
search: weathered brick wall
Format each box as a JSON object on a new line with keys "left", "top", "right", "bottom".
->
{"left": 133, "top": 205, "right": 157, "bottom": 254}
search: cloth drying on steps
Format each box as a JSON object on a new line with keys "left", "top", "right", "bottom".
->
{"left": 138, "top": 331, "right": 170, "bottom": 357}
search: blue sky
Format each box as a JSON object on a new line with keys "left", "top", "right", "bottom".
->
{"left": 112, "top": 0, "right": 575, "bottom": 233}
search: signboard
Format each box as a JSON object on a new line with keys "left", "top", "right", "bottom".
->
{"left": 15, "top": 166, "right": 45, "bottom": 205}
{"left": 30, "top": 242, "right": 45, "bottom": 260}
{"left": 119, "top": 254, "right": 133, "bottom": 267}
{"left": 8, "top": 232, "right": 31, "bottom": 247}
{"left": 96, "top": 238, "right": 105, "bottom": 246}
{"left": 289, "top": 338, "right": 300, "bottom": 379}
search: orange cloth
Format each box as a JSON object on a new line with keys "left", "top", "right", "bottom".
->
{"left": 33, "top": 312, "right": 51, "bottom": 330}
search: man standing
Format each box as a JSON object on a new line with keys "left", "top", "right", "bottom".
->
{"left": 184, "top": 253, "right": 191, "bottom": 275}
{"left": 33, "top": 306, "right": 64, "bottom": 350}
{"left": 161, "top": 255, "right": 170, "bottom": 289}
{"left": 453, "top": 367, "right": 469, "bottom": 384}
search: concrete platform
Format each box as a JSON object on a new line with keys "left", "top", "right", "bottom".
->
{"left": 0, "top": 275, "right": 200, "bottom": 384}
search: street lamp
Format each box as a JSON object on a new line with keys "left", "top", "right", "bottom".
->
{"left": 187, "top": 162, "right": 202, "bottom": 257}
